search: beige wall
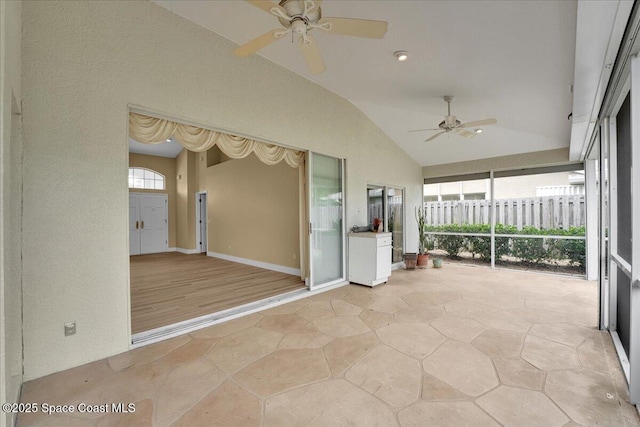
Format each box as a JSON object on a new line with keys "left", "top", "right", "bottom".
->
{"left": 493, "top": 172, "right": 574, "bottom": 199}
{"left": 424, "top": 171, "right": 576, "bottom": 199}
{"left": 423, "top": 148, "right": 570, "bottom": 178}
{"left": 0, "top": 1, "right": 23, "bottom": 425}
{"left": 176, "top": 149, "right": 196, "bottom": 250}
{"left": 128, "top": 153, "right": 177, "bottom": 248}
{"left": 21, "top": 0, "right": 422, "bottom": 380}
{"left": 200, "top": 154, "right": 300, "bottom": 269}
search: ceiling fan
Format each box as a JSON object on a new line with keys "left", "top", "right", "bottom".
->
{"left": 234, "top": 0, "right": 388, "bottom": 74}
{"left": 409, "top": 96, "right": 497, "bottom": 142}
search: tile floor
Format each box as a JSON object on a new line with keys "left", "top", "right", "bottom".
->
{"left": 18, "top": 263, "right": 639, "bottom": 426}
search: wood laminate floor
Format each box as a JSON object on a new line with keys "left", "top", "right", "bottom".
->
{"left": 130, "top": 252, "right": 305, "bottom": 334}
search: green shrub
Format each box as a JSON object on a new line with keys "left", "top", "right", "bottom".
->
{"left": 435, "top": 225, "right": 466, "bottom": 257}
{"left": 557, "top": 226, "right": 587, "bottom": 267}
{"left": 422, "top": 223, "right": 585, "bottom": 265}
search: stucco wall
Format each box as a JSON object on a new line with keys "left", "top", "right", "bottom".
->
{"left": 21, "top": 1, "right": 422, "bottom": 380}
{"left": 0, "top": 0, "right": 23, "bottom": 425}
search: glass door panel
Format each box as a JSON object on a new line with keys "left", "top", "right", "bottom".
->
{"left": 387, "top": 187, "right": 404, "bottom": 263}
{"left": 308, "top": 153, "right": 345, "bottom": 290}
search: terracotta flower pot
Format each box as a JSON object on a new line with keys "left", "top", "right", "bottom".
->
{"left": 417, "top": 253, "right": 430, "bottom": 268}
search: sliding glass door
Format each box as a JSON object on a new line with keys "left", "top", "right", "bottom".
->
{"left": 308, "top": 153, "right": 346, "bottom": 290}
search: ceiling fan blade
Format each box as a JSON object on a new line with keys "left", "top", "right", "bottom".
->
{"left": 408, "top": 128, "right": 440, "bottom": 133}
{"left": 460, "top": 118, "right": 497, "bottom": 128}
{"left": 299, "top": 35, "right": 326, "bottom": 74}
{"left": 234, "top": 30, "right": 284, "bottom": 57}
{"left": 305, "top": 0, "right": 322, "bottom": 11}
{"left": 426, "top": 131, "right": 446, "bottom": 142}
{"left": 454, "top": 128, "right": 477, "bottom": 138}
{"left": 318, "top": 17, "right": 388, "bottom": 39}
{"left": 244, "top": 0, "right": 288, "bottom": 16}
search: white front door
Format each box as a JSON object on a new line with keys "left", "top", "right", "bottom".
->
{"left": 140, "top": 194, "right": 168, "bottom": 254}
{"left": 129, "top": 194, "right": 141, "bottom": 255}
{"left": 129, "top": 193, "right": 168, "bottom": 255}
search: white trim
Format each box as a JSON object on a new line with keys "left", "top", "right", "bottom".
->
{"left": 585, "top": 159, "right": 598, "bottom": 280}
{"left": 175, "top": 247, "right": 199, "bottom": 255}
{"left": 600, "top": 121, "right": 609, "bottom": 330}
{"left": 609, "top": 116, "right": 619, "bottom": 333}
{"left": 629, "top": 54, "right": 640, "bottom": 403}
{"left": 195, "top": 191, "right": 208, "bottom": 254}
{"left": 490, "top": 170, "right": 495, "bottom": 269}
{"left": 207, "top": 251, "right": 301, "bottom": 276}
{"left": 612, "top": 253, "right": 632, "bottom": 277}
{"left": 612, "top": 330, "right": 631, "bottom": 382}
{"left": 391, "top": 262, "right": 404, "bottom": 271}
{"left": 131, "top": 280, "right": 347, "bottom": 347}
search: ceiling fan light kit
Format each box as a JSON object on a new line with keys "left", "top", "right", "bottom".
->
{"left": 235, "top": 0, "right": 389, "bottom": 74}
{"left": 408, "top": 96, "right": 497, "bottom": 142}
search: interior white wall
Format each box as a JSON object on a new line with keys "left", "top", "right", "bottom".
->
{"left": 0, "top": 1, "right": 23, "bottom": 426}
{"left": 21, "top": 1, "right": 423, "bottom": 380}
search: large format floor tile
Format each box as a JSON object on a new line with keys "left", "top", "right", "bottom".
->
{"left": 17, "top": 263, "right": 639, "bottom": 426}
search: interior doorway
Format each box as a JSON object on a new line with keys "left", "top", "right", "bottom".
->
{"left": 196, "top": 191, "right": 208, "bottom": 254}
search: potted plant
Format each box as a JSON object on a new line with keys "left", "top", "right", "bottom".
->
{"left": 404, "top": 252, "right": 417, "bottom": 270}
{"left": 416, "top": 206, "right": 430, "bottom": 268}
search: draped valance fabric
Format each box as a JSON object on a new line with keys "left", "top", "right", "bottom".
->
{"left": 129, "top": 112, "right": 305, "bottom": 168}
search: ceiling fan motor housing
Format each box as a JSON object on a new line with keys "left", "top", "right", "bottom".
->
{"left": 442, "top": 115, "right": 461, "bottom": 129}
{"left": 278, "top": 0, "right": 321, "bottom": 29}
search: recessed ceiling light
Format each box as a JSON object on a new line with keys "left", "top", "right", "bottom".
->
{"left": 394, "top": 51, "right": 409, "bottom": 62}
{"left": 475, "top": 129, "right": 483, "bottom": 134}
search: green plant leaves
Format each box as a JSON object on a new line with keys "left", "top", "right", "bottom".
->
{"left": 422, "top": 224, "right": 586, "bottom": 267}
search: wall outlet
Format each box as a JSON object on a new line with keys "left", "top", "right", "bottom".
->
{"left": 64, "top": 322, "right": 76, "bottom": 336}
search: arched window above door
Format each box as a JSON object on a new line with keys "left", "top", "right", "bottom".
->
{"left": 128, "top": 167, "right": 165, "bottom": 190}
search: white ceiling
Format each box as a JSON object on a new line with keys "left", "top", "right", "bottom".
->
{"left": 154, "top": 0, "right": 578, "bottom": 167}
{"left": 129, "top": 137, "right": 184, "bottom": 158}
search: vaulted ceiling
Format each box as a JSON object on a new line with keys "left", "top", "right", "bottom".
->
{"left": 154, "top": 0, "right": 578, "bottom": 167}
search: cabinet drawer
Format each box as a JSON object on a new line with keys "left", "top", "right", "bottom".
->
{"left": 377, "top": 237, "right": 392, "bottom": 247}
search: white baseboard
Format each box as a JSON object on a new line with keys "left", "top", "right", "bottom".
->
{"left": 174, "top": 247, "right": 200, "bottom": 255}
{"left": 207, "top": 251, "right": 301, "bottom": 276}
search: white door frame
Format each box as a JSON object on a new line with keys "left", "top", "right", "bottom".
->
{"left": 627, "top": 55, "right": 640, "bottom": 403}
{"left": 307, "top": 152, "right": 347, "bottom": 291}
{"left": 195, "top": 191, "right": 208, "bottom": 254}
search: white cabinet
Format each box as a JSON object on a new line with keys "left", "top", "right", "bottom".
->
{"left": 348, "top": 232, "right": 392, "bottom": 287}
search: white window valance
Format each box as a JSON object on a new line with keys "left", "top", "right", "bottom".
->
{"left": 129, "top": 112, "right": 305, "bottom": 168}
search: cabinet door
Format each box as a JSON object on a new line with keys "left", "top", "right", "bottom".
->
{"left": 376, "top": 245, "right": 392, "bottom": 279}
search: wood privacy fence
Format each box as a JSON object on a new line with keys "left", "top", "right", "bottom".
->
{"left": 424, "top": 195, "right": 585, "bottom": 230}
